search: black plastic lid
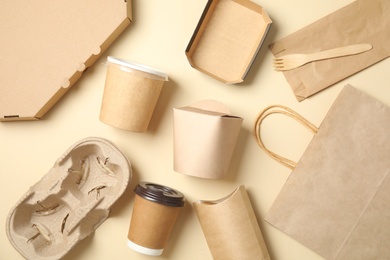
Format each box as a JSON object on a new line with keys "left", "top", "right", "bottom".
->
{"left": 134, "top": 182, "right": 185, "bottom": 207}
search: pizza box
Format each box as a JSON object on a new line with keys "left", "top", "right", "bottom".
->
{"left": 0, "top": 0, "right": 132, "bottom": 121}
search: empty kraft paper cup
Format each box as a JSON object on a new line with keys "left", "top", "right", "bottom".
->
{"left": 100, "top": 56, "right": 168, "bottom": 132}
{"left": 127, "top": 182, "right": 185, "bottom": 256}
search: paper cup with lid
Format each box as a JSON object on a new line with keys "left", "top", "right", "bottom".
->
{"left": 100, "top": 56, "right": 168, "bottom": 132}
{"left": 127, "top": 182, "right": 185, "bottom": 256}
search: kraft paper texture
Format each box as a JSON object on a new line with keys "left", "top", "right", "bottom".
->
{"left": 127, "top": 195, "right": 182, "bottom": 251}
{"left": 173, "top": 100, "right": 243, "bottom": 179}
{"left": 258, "top": 85, "right": 390, "bottom": 259}
{"left": 0, "top": 0, "right": 131, "bottom": 121}
{"left": 6, "top": 137, "right": 132, "bottom": 260}
{"left": 186, "top": 0, "right": 272, "bottom": 84}
{"left": 100, "top": 63, "right": 165, "bottom": 132}
{"left": 270, "top": 0, "right": 390, "bottom": 101}
{"left": 194, "top": 185, "right": 270, "bottom": 260}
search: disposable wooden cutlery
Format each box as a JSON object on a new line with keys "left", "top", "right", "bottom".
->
{"left": 273, "top": 43, "right": 372, "bottom": 71}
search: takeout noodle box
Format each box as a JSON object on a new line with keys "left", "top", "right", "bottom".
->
{"left": 6, "top": 137, "right": 132, "bottom": 259}
{"left": 185, "top": 0, "right": 272, "bottom": 84}
{"left": 173, "top": 100, "right": 243, "bottom": 179}
{"left": 0, "top": 0, "right": 132, "bottom": 121}
{"left": 193, "top": 185, "right": 271, "bottom": 260}
{"left": 99, "top": 57, "right": 168, "bottom": 132}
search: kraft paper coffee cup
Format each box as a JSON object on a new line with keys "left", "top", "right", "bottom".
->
{"left": 100, "top": 56, "right": 168, "bottom": 132}
{"left": 127, "top": 182, "right": 185, "bottom": 256}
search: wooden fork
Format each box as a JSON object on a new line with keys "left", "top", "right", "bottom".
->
{"left": 273, "top": 43, "right": 372, "bottom": 71}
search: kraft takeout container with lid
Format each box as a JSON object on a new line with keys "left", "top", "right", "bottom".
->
{"left": 100, "top": 56, "right": 168, "bottom": 132}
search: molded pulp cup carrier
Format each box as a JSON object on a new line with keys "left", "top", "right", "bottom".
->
{"left": 6, "top": 137, "right": 132, "bottom": 259}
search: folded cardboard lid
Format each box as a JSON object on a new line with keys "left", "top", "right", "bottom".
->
{"left": 176, "top": 99, "right": 232, "bottom": 116}
{"left": 0, "top": 0, "right": 132, "bottom": 121}
{"left": 186, "top": 0, "right": 272, "bottom": 84}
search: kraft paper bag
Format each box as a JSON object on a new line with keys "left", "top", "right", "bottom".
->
{"left": 270, "top": 0, "right": 390, "bottom": 101}
{"left": 254, "top": 85, "right": 390, "bottom": 259}
{"left": 173, "top": 100, "right": 243, "bottom": 179}
{"left": 193, "top": 185, "right": 271, "bottom": 260}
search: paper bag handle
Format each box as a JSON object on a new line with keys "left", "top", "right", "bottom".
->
{"left": 253, "top": 105, "right": 319, "bottom": 170}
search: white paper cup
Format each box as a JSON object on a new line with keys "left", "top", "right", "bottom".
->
{"left": 100, "top": 57, "right": 168, "bottom": 132}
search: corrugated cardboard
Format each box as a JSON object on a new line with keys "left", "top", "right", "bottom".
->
{"left": 186, "top": 0, "right": 272, "bottom": 84}
{"left": 0, "top": 0, "right": 132, "bottom": 121}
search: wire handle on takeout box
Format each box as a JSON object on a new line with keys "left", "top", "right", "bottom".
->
{"left": 253, "top": 105, "right": 319, "bottom": 170}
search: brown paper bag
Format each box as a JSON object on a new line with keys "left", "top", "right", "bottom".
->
{"left": 254, "top": 85, "right": 390, "bottom": 259}
{"left": 173, "top": 100, "right": 243, "bottom": 179}
{"left": 270, "top": 0, "right": 390, "bottom": 101}
{"left": 193, "top": 185, "right": 270, "bottom": 260}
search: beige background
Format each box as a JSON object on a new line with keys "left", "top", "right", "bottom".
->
{"left": 1, "top": 0, "right": 389, "bottom": 259}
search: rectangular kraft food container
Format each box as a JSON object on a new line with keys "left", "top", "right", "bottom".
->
{"left": 0, "top": 0, "right": 132, "bottom": 121}
{"left": 185, "top": 0, "right": 272, "bottom": 84}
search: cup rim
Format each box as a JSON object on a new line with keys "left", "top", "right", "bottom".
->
{"left": 107, "top": 56, "right": 168, "bottom": 81}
